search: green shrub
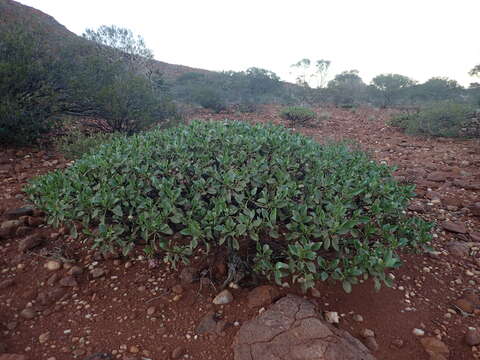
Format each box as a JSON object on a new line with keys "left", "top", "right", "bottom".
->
{"left": 191, "top": 88, "right": 226, "bottom": 113}
{"left": 280, "top": 106, "right": 317, "bottom": 124}
{"left": 391, "top": 102, "right": 477, "bottom": 138}
{"left": 26, "top": 121, "right": 432, "bottom": 292}
{"left": 0, "top": 26, "right": 59, "bottom": 145}
{"left": 339, "top": 103, "right": 357, "bottom": 109}
{"left": 62, "top": 45, "right": 178, "bottom": 134}
{"left": 236, "top": 100, "right": 258, "bottom": 113}
{"left": 55, "top": 129, "right": 123, "bottom": 160}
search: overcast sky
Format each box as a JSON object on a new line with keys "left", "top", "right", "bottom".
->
{"left": 16, "top": 0, "right": 480, "bottom": 86}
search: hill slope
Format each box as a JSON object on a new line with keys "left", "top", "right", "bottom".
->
{"left": 0, "top": 0, "right": 212, "bottom": 80}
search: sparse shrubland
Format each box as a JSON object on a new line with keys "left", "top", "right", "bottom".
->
{"left": 391, "top": 102, "right": 479, "bottom": 138}
{"left": 0, "top": 24, "right": 178, "bottom": 145}
{"left": 26, "top": 121, "right": 432, "bottom": 292}
{"left": 279, "top": 106, "right": 317, "bottom": 125}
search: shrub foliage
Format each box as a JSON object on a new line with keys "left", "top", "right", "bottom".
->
{"left": 55, "top": 129, "right": 124, "bottom": 160}
{"left": 0, "top": 27, "right": 59, "bottom": 145}
{"left": 280, "top": 106, "right": 317, "bottom": 124}
{"left": 391, "top": 102, "right": 478, "bottom": 138}
{"left": 26, "top": 121, "right": 432, "bottom": 292}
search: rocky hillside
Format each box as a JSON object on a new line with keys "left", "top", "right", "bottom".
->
{"left": 0, "top": 0, "right": 212, "bottom": 81}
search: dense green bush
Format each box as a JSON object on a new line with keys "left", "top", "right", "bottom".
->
{"left": 0, "top": 23, "right": 177, "bottom": 145}
{"left": 0, "top": 26, "right": 59, "bottom": 145}
{"left": 280, "top": 106, "right": 317, "bottom": 124}
{"left": 191, "top": 87, "right": 227, "bottom": 113}
{"left": 59, "top": 41, "right": 178, "bottom": 134}
{"left": 391, "top": 102, "right": 478, "bottom": 138}
{"left": 26, "top": 121, "right": 432, "bottom": 292}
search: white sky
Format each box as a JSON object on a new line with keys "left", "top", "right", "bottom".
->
{"left": 16, "top": 0, "right": 480, "bottom": 87}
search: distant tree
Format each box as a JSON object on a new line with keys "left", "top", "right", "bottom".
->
{"left": 468, "top": 82, "right": 480, "bottom": 106}
{"left": 470, "top": 64, "right": 480, "bottom": 78}
{"left": 82, "top": 25, "right": 154, "bottom": 76}
{"left": 290, "top": 58, "right": 312, "bottom": 87}
{"left": 314, "top": 59, "right": 331, "bottom": 88}
{"left": 244, "top": 67, "right": 281, "bottom": 97}
{"left": 410, "top": 77, "right": 464, "bottom": 103}
{"left": 371, "top": 73, "right": 416, "bottom": 107}
{"left": 327, "top": 70, "right": 366, "bottom": 106}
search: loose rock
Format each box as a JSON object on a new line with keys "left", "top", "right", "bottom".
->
{"left": 420, "top": 337, "right": 449, "bottom": 359}
{"left": 455, "top": 298, "right": 474, "bottom": 313}
{"left": 413, "top": 328, "right": 425, "bottom": 336}
{"left": 18, "top": 234, "right": 43, "bottom": 252}
{"left": 442, "top": 221, "right": 467, "bottom": 234}
{"left": 171, "top": 346, "right": 185, "bottom": 359}
{"left": 4, "top": 207, "right": 33, "bottom": 219}
{"left": 324, "top": 311, "right": 339, "bottom": 324}
{"left": 179, "top": 267, "right": 197, "bottom": 284}
{"left": 45, "top": 260, "right": 61, "bottom": 271}
{"left": 90, "top": 268, "right": 105, "bottom": 279}
{"left": 247, "top": 285, "right": 279, "bottom": 309}
{"left": 465, "top": 328, "right": 480, "bottom": 346}
{"left": 364, "top": 337, "right": 379, "bottom": 352}
{"left": 19, "top": 308, "right": 36, "bottom": 320}
{"left": 213, "top": 289, "right": 233, "bottom": 305}
{"left": 233, "top": 295, "right": 375, "bottom": 360}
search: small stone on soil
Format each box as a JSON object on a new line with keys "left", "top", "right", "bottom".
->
{"left": 213, "top": 289, "right": 233, "bottom": 305}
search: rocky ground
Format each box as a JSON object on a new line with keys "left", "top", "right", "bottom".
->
{"left": 0, "top": 106, "right": 479, "bottom": 360}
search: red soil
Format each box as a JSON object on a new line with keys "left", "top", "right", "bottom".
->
{"left": 0, "top": 106, "right": 479, "bottom": 360}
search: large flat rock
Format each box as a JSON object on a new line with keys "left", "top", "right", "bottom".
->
{"left": 233, "top": 294, "right": 375, "bottom": 360}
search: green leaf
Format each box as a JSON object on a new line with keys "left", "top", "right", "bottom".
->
{"left": 112, "top": 205, "right": 123, "bottom": 217}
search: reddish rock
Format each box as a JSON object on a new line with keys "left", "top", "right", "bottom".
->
{"left": 67, "top": 266, "right": 83, "bottom": 276}
{"left": 455, "top": 298, "right": 475, "bottom": 314}
{"left": 364, "top": 337, "right": 379, "bottom": 352}
{"left": 19, "top": 308, "right": 36, "bottom": 320}
{"left": 172, "top": 284, "right": 184, "bottom": 294}
{"left": 426, "top": 191, "right": 441, "bottom": 201}
{"left": 420, "top": 337, "right": 449, "bottom": 360}
{"left": 442, "top": 221, "right": 467, "bottom": 234}
{"left": 179, "top": 267, "right": 198, "bottom": 284}
{"left": 0, "top": 220, "right": 21, "bottom": 238}
{"left": 196, "top": 311, "right": 218, "bottom": 335}
{"left": 233, "top": 294, "right": 375, "bottom": 360}
{"left": 18, "top": 234, "right": 43, "bottom": 252}
{"left": 427, "top": 172, "right": 446, "bottom": 182}
{"left": 36, "top": 287, "right": 66, "bottom": 306}
{"left": 447, "top": 242, "right": 470, "bottom": 258}
{"left": 90, "top": 268, "right": 105, "bottom": 279}
{"left": 59, "top": 275, "right": 78, "bottom": 287}
{"left": 390, "top": 339, "right": 404, "bottom": 349}
{"left": 171, "top": 346, "right": 185, "bottom": 359}
{"left": 408, "top": 203, "right": 426, "bottom": 213}
{"left": 471, "top": 232, "right": 480, "bottom": 242}
{"left": 4, "top": 207, "right": 33, "bottom": 219}
{"left": 465, "top": 328, "right": 480, "bottom": 346}
{"left": 247, "top": 285, "right": 280, "bottom": 309}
